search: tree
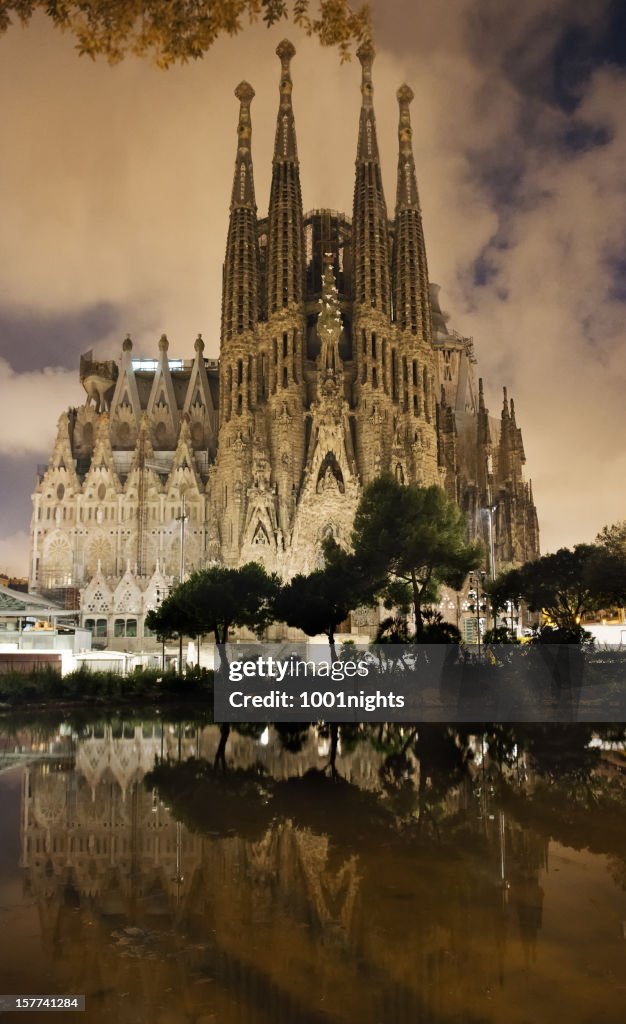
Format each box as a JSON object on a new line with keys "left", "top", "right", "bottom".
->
{"left": 0, "top": 0, "right": 370, "bottom": 66}
{"left": 351, "top": 476, "right": 482, "bottom": 640}
{"left": 274, "top": 539, "right": 374, "bottom": 660}
{"left": 596, "top": 519, "right": 626, "bottom": 558}
{"left": 491, "top": 544, "right": 626, "bottom": 640}
{"left": 145, "top": 584, "right": 200, "bottom": 671}
{"left": 147, "top": 562, "right": 281, "bottom": 670}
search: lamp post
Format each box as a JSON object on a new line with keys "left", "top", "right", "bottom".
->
{"left": 176, "top": 492, "right": 188, "bottom": 585}
{"left": 469, "top": 570, "right": 487, "bottom": 657}
{"left": 175, "top": 492, "right": 189, "bottom": 673}
{"left": 484, "top": 456, "right": 498, "bottom": 632}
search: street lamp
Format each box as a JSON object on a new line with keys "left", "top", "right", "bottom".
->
{"left": 468, "top": 570, "right": 487, "bottom": 656}
{"left": 175, "top": 491, "right": 189, "bottom": 585}
{"left": 175, "top": 491, "right": 189, "bottom": 674}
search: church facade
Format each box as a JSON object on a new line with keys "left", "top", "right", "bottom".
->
{"left": 30, "top": 42, "right": 539, "bottom": 644}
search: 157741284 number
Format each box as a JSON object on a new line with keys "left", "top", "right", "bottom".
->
{"left": 0, "top": 996, "right": 85, "bottom": 1012}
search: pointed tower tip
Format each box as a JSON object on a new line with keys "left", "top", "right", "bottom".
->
{"left": 235, "top": 81, "right": 255, "bottom": 105}
{"left": 397, "top": 84, "right": 414, "bottom": 106}
{"left": 357, "top": 40, "right": 375, "bottom": 105}
{"left": 357, "top": 40, "right": 375, "bottom": 66}
{"left": 276, "top": 39, "right": 296, "bottom": 65}
{"left": 276, "top": 38, "right": 295, "bottom": 107}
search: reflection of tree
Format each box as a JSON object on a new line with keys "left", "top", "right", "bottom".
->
{"left": 17, "top": 718, "right": 626, "bottom": 1024}
{"left": 147, "top": 755, "right": 516, "bottom": 1022}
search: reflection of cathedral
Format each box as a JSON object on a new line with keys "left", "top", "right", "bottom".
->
{"left": 29, "top": 41, "right": 539, "bottom": 643}
{"left": 16, "top": 722, "right": 553, "bottom": 1023}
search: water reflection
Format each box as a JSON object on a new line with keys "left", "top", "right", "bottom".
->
{"left": 1, "top": 720, "right": 626, "bottom": 1023}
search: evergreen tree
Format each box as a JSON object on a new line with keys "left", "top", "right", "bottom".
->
{"left": 351, "top": 475, "right": 481, "bottom": 639}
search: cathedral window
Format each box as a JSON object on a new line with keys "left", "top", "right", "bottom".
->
{"left": 57, "top": 483, "right": 65, "bottom": 500}
{"left": 412, "top": 360, "right": 418, "bottom": 387}
{"left": 252, "top": 523, "right": 270, "bottom": 546}
{"left": 114, "top": 618, "right": 132, "bottom": 638}
{"left": 443, "top": 351, "right": 453, "bottom": 381}
{"left": 371, "top": 333, "right": 377, "bottom": 358}
{"left": 84, "top": 617, "right": 107, "bottom": 638}
{"left": 372, "top": 367, "right": 378, "bottom": 388}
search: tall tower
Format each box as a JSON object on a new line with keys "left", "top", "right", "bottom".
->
{"left": 263, "top": 40, "right": 307, "bottom": 541}
{"left": 32, "top": 40, "right": 541, "bottom": 642}
{"left": 351, "top": 42, "right": 394, "bottom": 482}
{"left": 392, "top": 84, "right": 439, "bottom": 486}
{"left": 217, "top": 81, "right": 260, "bottom": 561}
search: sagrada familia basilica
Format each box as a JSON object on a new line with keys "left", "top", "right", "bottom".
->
{"left": 30, "top": 41, "right": 539, "bottom": 644}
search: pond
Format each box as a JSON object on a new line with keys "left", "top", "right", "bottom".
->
{"left": 0, "top": 717, "right": 625, "bottom": 1023}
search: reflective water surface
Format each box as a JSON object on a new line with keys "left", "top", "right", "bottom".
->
{"left": 1, "top": 718, "right": 625, "bottom": 1024}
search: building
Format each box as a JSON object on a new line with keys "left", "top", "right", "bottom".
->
{"left": 0, "top": 582, "right": 90, "bottom": 674}
{"left": 29, "top": 42, "right": 539, "bottom": 645}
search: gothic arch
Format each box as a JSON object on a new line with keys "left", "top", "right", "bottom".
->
{"left": 252, "top": 522, "right": 271, "bottom": 547}
{"left": 42, "top": 531, "right": 72, "bottom": 585}
{"left": 316, "top": 452, "right": 345, "bottom": 494}
{"left": 84, "top": 532, "right": 114, "bottom": 576}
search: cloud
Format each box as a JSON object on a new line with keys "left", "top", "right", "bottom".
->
{"left": 0, "top": 358, "right": 81, "bottom": 456}
{"left": 0, "top": 0, "right": 624, "bottom": 569}
{"left": 0, "top": 531, "right": 30, "bottom": 578}
{"left": 369, "top": 0, "right": 626, "bottom": 552}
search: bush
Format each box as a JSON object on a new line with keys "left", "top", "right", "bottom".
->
{"left": 0, "top": 665, "right": 214, "bottom": 705}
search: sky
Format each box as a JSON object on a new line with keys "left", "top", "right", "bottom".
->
{"left": 0, "top": 0, "right": 625, "bottom": 575}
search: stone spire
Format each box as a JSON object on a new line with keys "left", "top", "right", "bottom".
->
{"left": 352, "top": 42, "right": 391, "bottom": 314}
{"left": 317, "top": 256, "right": 343, "bottom": 375}
{"left": 392, "top": 85, "right": 432, "bottom": 339}
{"left": 221, "top": 82, "right": 260, "bottom": 343}
{"left": 477, "top": 378, "right": 491, "bottom": 448}
{"left": 498, "top": 386, "right": 512, "bottom": 481}
{"left": 509, "top": 398, "right": 526, "bottom": 465}
{"left": 267, "top": 40, "right": 305, "bottom": 313}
